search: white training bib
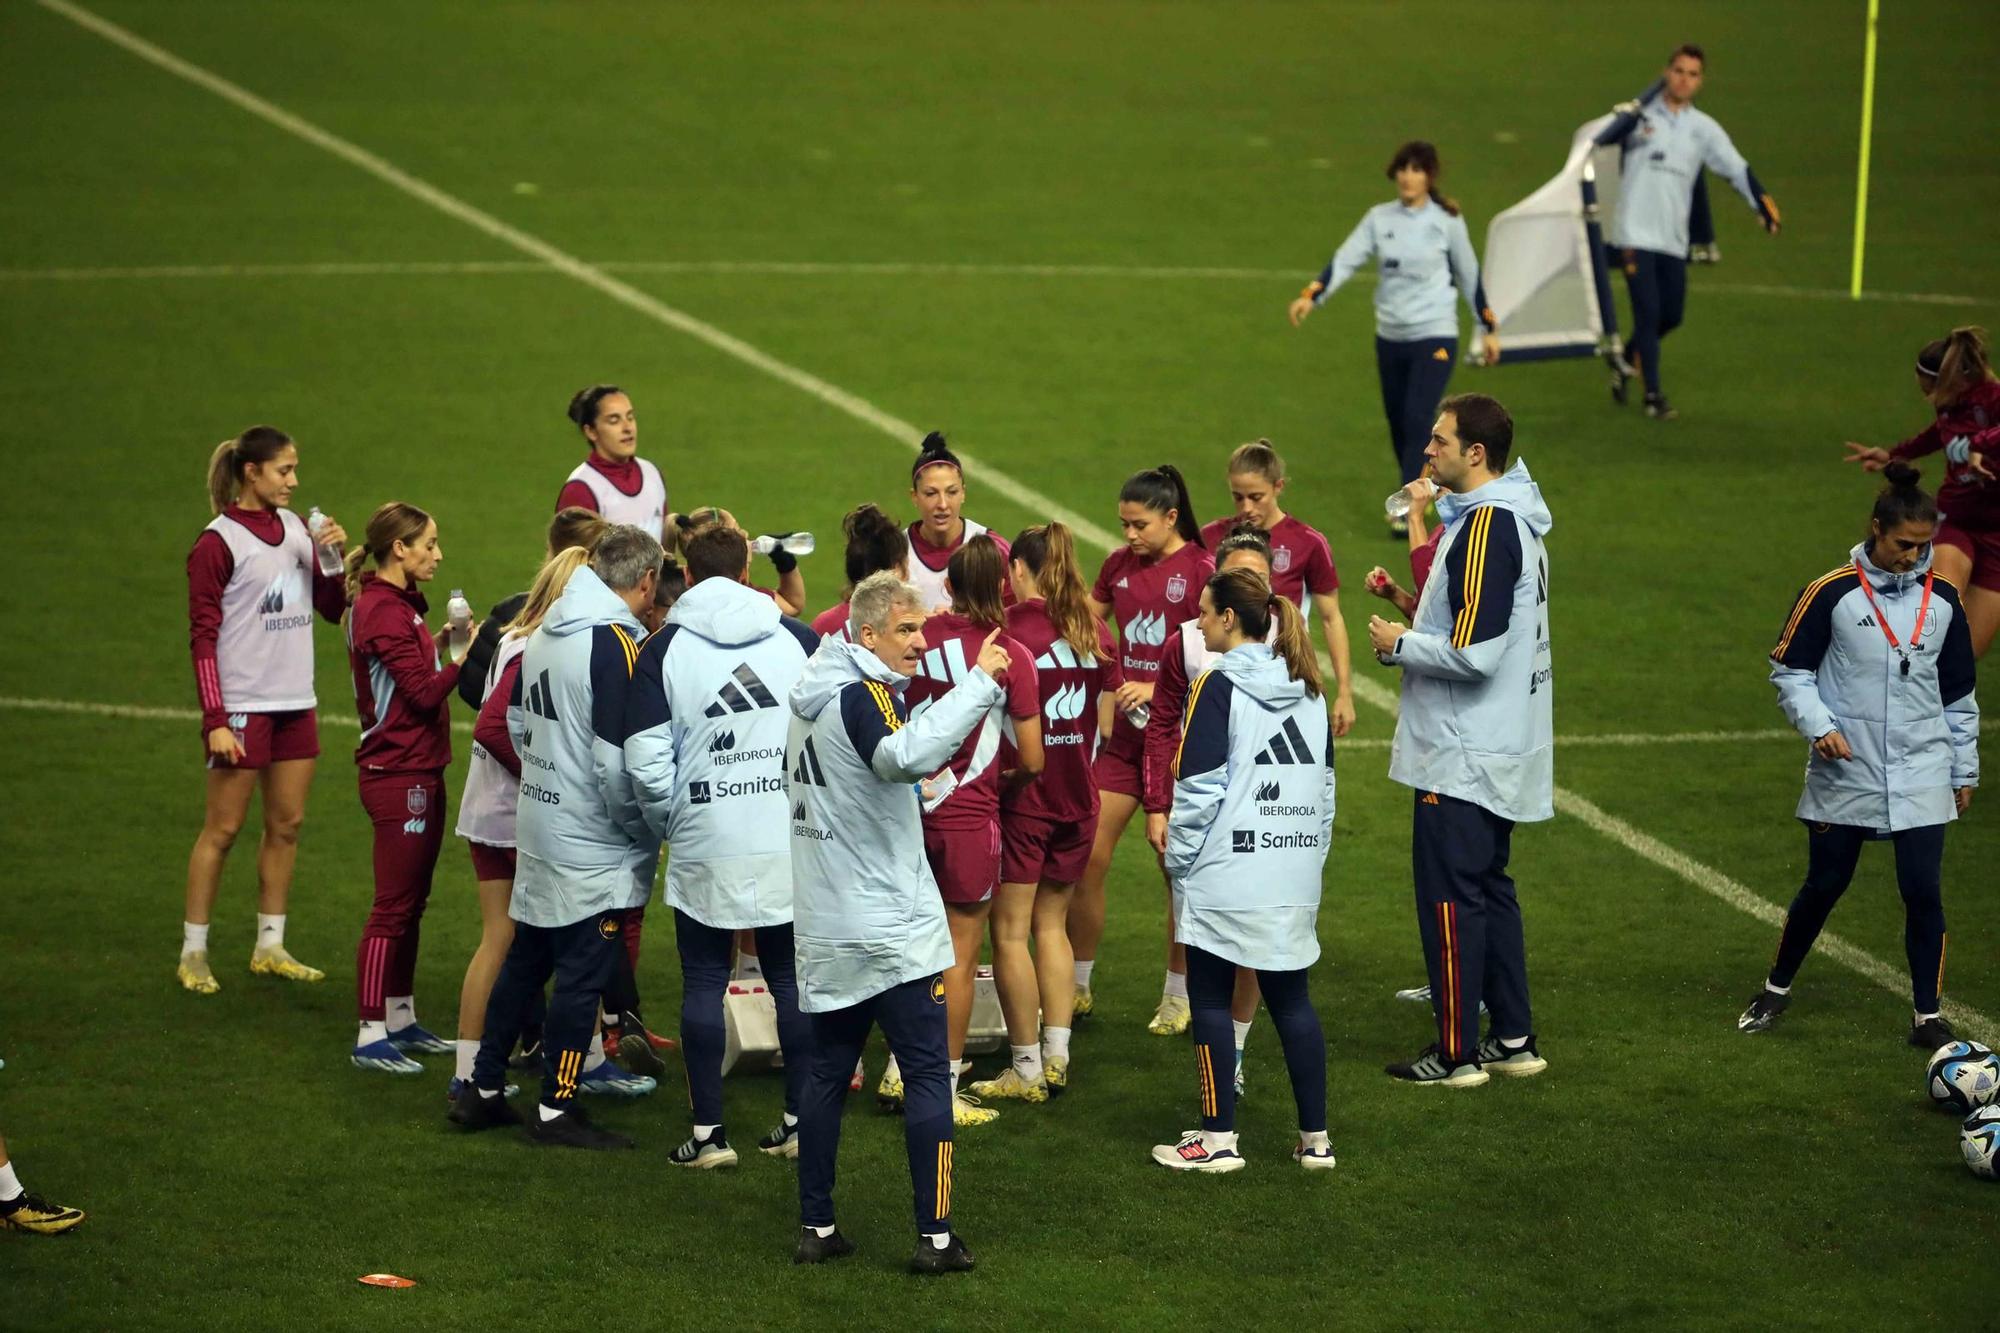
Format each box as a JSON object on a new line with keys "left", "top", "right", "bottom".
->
{"left": 205, "top": 509, "right": 318, "bottom": 714}
{"left": 457, "top": 632, "right": 527, "bottom": 848}
{"left": 906, "top": 518, "right": 990, "bottom": 614}
{"left": 566, "top": 457, "right": 668, "bottom": 538}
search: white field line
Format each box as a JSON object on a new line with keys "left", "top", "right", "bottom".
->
{"left": 0, "top": 257, "right": 1986, "bottom": 309}
{"left": 41, "top": 0, "right": 1993, "bottom": 1041}
{"left": 0, "top": 694, "right": 473, "bottom": 735}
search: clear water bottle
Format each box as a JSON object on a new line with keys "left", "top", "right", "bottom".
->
{"left": 749, "top": 532, "right": 815, "bottom": 557}
{"left": 1384, "top": 479, "right": 1441, "bottom": 521}
{"left": 445, "top": 589, "right": 473, "bottom": 662}
{"left": 1123, "top": 702, "right": 1150, "bottom": 729}
{"left": 306, "top": 506, "right": 343, "bottom": 576}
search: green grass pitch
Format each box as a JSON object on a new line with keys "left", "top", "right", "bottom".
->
{"left": 1, "top": 1, "right": 1997, "bottom": 1326}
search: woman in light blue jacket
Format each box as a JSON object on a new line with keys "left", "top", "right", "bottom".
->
{"left": 1152, "top": 568, "right": 1336, "bottom": 1175}
{"left": 1289, "top": 140, "right": 1499, "bottom": 527}
{"left": 1740, "top": 464, "right": 1979, "bottom": 1048}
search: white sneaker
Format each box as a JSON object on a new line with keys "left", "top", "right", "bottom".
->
{"left": 1293, "top": 1132, "right": 1337, "bottom": 1171}
{"left": 1151, "top": 1131, "right": 1245, "bottom": 1173}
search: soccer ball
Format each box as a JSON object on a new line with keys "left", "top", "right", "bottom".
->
{"left": 1926, "top": 1041, "right": 2000, "bottom": 1114}
{"left": 1962, "top": 1106, "right": 2000, "bottom": 1181}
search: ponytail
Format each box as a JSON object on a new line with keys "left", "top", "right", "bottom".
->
{"left": 1429, "top": 188, "right": 1461, "bottom": 218}
{"left": 1206, "top": 568, "right": 1322, "bottom": 697}
{"left": 343, "top": 501, "right": 434, "bottom": 606}
{"left": 505, "top": 546, "right": 591, "bottom": 638}
{"left": 1918, "top": 326, "right": 1994, "bottom": 410}
{"left": 204, "top": 425, "right": 293, "bottom": 516}
{"left": 1119, "top": 464, "right": 1202, "bottom": 547}
{"left": 1268, "top": 596, "right": 1323, "bottom": 696}
{"left": 841, "top": 502, "right": 910, "bottom": 595}
{"left": 1013, "top": 522, "right": 1098, "bottom": 661}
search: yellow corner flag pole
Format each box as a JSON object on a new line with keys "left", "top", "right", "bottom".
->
{"left": 1850, "top": 0, "right": 1881, "bottom": 299}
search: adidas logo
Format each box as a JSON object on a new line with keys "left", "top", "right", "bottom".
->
{"left": 1123, "top": 611, "right": 1169, "bottom": 648}
{"left": 1253, "top": 717, "right": 1314, "bottom": 765}
{"left": 791, "top": 736, "right": 827, "bottom": 787}
{"left": 704, "top": 664, "right": 778, "bottom": 718}
{"left": 1254, "top": 780, "right": 1280, "bottom": 802}
{"left": 1116, "top": 577, "right": 1130, "bottom": 589}
{"left": 525, "top": 669, "right": 560, "bottom": 722}
{"left": 1044, "top": 681, "right": 1089, "bottom": 724}
{"left": 710, "top": 729, "right": 736, "bottom": 753}
{"left": 918, "top": 638, "right": 976, "bottom": 685}
{"left": 1033, "top": 640, "right": 1095, "bottom": 671}
{"left": 1857, "top": 615, "right": 1877, "bottom": 628}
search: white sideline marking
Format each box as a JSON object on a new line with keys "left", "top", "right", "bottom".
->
{"left": 0, "top": 695, "right": 473, "bottom": 735}
{"left": 40, "top": 0, "right": 1992, "bottom": 1039}
{"left": 0, "top": 257, "right": 1985, "bottom": 309}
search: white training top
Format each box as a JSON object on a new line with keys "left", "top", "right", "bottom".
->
{"left": 456, "top": 632, "right": 527, "bottom": 849}
{"left": 205, "top": 509, "right": 318, "bottom": 714}
{"left": 905, "top": 518, "right": 993, "bottom": 614}
{"left": 565, "top": 457, "right": 668, "bottom": 538}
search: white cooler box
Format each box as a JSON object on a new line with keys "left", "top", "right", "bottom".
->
{"left": 721, "top": 968, "right": 1010, "bottom": 1073}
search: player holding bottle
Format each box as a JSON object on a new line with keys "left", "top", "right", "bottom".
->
{"left": 180, "top": 427, "right": 348, "bottom": 993}
{"left": 344, "top": 502, "right": 466, "bottom": 1074}
{"left": 1074, "top": 466, "right": 1214, "bottom": 1032}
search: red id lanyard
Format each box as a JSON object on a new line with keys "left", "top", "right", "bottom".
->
{"left": 1853, "top": 561, "right": 1934, "bottom": 677}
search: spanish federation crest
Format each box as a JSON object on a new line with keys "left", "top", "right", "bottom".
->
{"left": 1164, "top": 574, "right": 1187, "bottom": 604}
{"left": 1272, "top": 546, "right": 1293, "bottom": 574}
{"left": 406, "top": 786, "right": 429, "bottom": 816}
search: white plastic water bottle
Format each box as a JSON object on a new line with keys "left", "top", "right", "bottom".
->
{"left": 306, "top": 506, "right": 343, "bottom": 576}
{"left": 1384, "top": 488, "right": 1417, "bottom": 520}
{"left": 1123, "top": 702, "right": 1150, "bottom": 729}
{"left": 446, "top": 589, "right": 473, "bottom": 662}
{"left": 749, "top": 532, "right": 816, "bottom": 557}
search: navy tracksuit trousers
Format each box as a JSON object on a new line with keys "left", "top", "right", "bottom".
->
{"left": 1620, "top": 247, "right": 1688, "bottom": 396}
{"left": 1185, "top": 945, "right": 1326, "bottom": 1135}
{"left": 1412, "top": 791, "right": 1533, "bottom": 1066}
{"left": 473, "top": 910, "right": 623, "bottom": 1110}
{"left": 675, "top": 910, "right": 813, "bottom": 1126}
{"left": 1769, "top": 821, "right": 1948, "bottom": 1013}
{"left": 797, "top": 975, "right": 953, "bottom": 1235}
{"left": 1375, "top": 336, "right": 1458, "bottom": 484}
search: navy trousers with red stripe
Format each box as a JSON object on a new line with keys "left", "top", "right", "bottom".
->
{"left": 1412, "top": 790, "right": 1533, "bottom": 1064}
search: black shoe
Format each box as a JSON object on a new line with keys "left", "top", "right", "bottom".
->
{"left": 1737, "top": 989, "right": 1790, "bottom": 1034}
{"left": 1644, "top": 393, "right": 1678, "bottom": 421}
{"left": 1606, "top": 353, "right": 1632, "bottom": 405}
{"left": 909, "top": 1232, "right": 976, "bottom": 1275}
{"left": 447, "top": 1083, "right": 523, "bottom": 1131}
{"left": 1387, "top": 516, "right": 1409, "bottom": 540}
{"left": 1910, "top": 1015, "right": 1958, "bottom": 1051}
{"left": 794, "top": 1228, "right": 857, "bottom": 1265}
{"left": 523, "top": 1105, "right": 634, "bottom": 1150}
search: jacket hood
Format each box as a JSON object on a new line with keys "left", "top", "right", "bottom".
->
{"left": 1851, "top": 540, "right": 1934, "bottom": 589}
{"left": 1212, "top": 642, "right": 1308, "bottom": 710}
{"left": 668, "top": 576, "right": 780, "bottom": 647}
{"left": 1437, "top": 459, "right": 1552, "bottom": 538}
{"left": 542, "top": 565, "right": 644, "bottom": 639}
{"left": 791, "top": 635, "right": 904, "bottom": 722}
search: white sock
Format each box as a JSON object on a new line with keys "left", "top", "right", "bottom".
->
{"left": 0, "top": 1161, "right": 21, "bottom": 1203}
{"left": 693, "top": 1123, "right": 720, "bottom": 1141}
{"left": 1233, "top": 1018, "right": 1252, "bottom": 1051}
{"left": 1916, "top": 1010, "right": 1941, "bottom": 1023}
{"left": 1011, "top": 1044, "right": 1044, "bottom": 1083}
{"left": 1163, "top": 970, "right": 1187, "bottom": 1000}
{"left": 1042, "top": 1026, "right": 1071, "bottom": 1062}
{"left": 356, "top": 1019, "right": 388, "bottom": 1047}
{"left": 1299, "top": 1129, "right": 1330, "bottom": 1150}
{"left": 599, "top": 1004, "right": 617, "bottom": 1028}
{"left": 584, "top": 1032, "right": 606, "bottom": 1073}
{"left": 783, "top": 1112, "right": 799, "bottom": 1128}
{"left": 1765, "top": 981, "right": 1791, "bottom": 996}
{"left": 949, "top": 1059, "right": 963, "bottom": 1099}
{"left": 455, "top": 1040, "right": 477, "bottom": 1081}
{"left": 884, "top": 1052, "right": 902, "bottom": 1081}
{"left": 853, "top": 1055, "right": 866, "bottom": 1079}
{"left": 1074, "top": 960, "right": 1095, "bottom": 990}
{"left": 477, "top": 1087, "right": 500, "bottom": 1100}
{"left": 926, "top": 1231, "right": 951, "bottom": 1250}
{"left": 182, "top": 922, "right": 208, "bottom": 957}
{"left": 385, "top": 996, "right": 415, "bottom": 1031}
{"left": 538, "top": 1103, "right": 565, "bottom": 1122}
{"left": 1201, "top": 1129, "right": 1238, "bottom": 1151}
{"left": 255, "top": 913, "right": 285, "bottom": 951}
{"left": 1499, "top": 1035, "right": 1529, "bottom": 1051}
{"left": 809, "top": 1223, "right": 836, "bottom": 1238}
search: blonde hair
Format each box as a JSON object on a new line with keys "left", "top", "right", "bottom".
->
{"left": 1011, "top": 522, "right": 1097, "bottom": 662}
{"left": 504, "top": 546, "right": 591, "bottom": 639}
{"left": 205, "top": 426, "right": 293, "bottom": 515}
{"left": 1226, "top": 438, "right": 1286, "bottom": 486}
{"left": 665, "top": 505, "right": 739, "bottom": 561}
{"left": 343, "top": 501, "right": 433, "bottom": 603}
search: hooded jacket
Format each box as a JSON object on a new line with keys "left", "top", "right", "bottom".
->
{"left": 509, "top": 565, "right": 658, "bottom": 928}
{"left": 1770, "top": 542, "right": 1979, "bottom": 831}
{"left": 787, "top": 636, "right": 1002, "bottom": 1013}
{"left": 1165, "top": 643, "right": 1335, "bottom": 972}
{"left": 623, "top": 577, "right": 819, "bottom": 929}
{"left": 1385, "top": 460, "right": 1555, "bottom": 824}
